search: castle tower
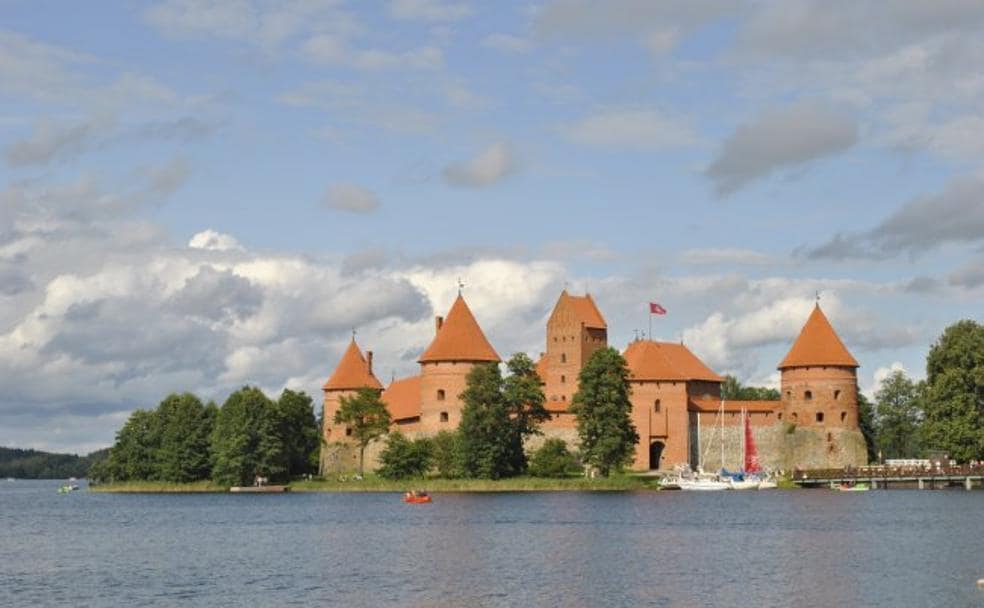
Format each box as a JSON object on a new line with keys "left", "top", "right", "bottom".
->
{"left": 543, "top": 290, "right": 608, "bottom": 409}
{"left": 322, "top": 338, "right": 383, "bottom": 444}
{"left": 778, "top": 304, "right": 860, "bottom": 430}
{"left": 418, "top": 295, "right": 500, "bottom": 431}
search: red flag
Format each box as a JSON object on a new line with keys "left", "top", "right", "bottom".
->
{"left": 744, "top": 412, "right": 761, "bottom": 473}
{"left": 649, "top": 302, "right": 667, "bottom": 315}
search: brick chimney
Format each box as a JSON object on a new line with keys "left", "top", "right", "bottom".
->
{"left": 435, "top": 315, "right": 443, "bottom": 333}
{"left": 365, "top": 350, "right": 373, "bottom": 374}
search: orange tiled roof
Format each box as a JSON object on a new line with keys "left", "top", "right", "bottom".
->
{"left": 688, "top": 398, "right": 780, "bottom": 413}
{"left": 419, "top": 295, "right": 501, "bottom": 363}
{"left": 623, "top": 340, "right": 723, "bottom": 382}
{"left": 778, "top": 304, "right": 859, "bottom": 369}
{"left": 323, "top": 339, "right": 383, "bottom": 391}
{"left": 565, "top": 291, "right": 607, "bottom": 329}
{"left": 382, "top": 375, "right": 421, "bottom": 421}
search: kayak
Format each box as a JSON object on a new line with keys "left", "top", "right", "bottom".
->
{"left": 403, "top": 494, "right": 432, "bottom": 504}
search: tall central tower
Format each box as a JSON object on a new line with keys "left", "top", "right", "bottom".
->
{"left": 543, "top": 290, "right": 608, "bottom": 408}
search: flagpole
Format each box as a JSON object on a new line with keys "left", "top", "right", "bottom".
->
{"left": 648, "top": 310, "right": 652, "bottom": 341}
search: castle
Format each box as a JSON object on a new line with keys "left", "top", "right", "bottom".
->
{"left": 321, "top": 291, "right": 868, "bottom": 473}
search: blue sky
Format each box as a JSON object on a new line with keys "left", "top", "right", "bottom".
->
{"left": 1, "top": 0, "right": 982, "bottom": 453}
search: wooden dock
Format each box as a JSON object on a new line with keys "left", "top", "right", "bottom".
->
{"left": 229, "top": 485, "right": 289, "bottom": 493}
{"left": 793, "top": 465, "right": 984, "bottom": 489}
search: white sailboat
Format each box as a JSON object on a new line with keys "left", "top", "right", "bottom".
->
{"left": 680, "top": 399, "right": 731, "bottom": 491}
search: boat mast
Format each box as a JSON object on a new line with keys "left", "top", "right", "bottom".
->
{"left": 719, "top": 397, "right": 724, "bottom": 471}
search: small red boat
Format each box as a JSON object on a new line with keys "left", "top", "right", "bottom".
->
{"left": 403, "top": 491, "right": 432, "bottom": 504}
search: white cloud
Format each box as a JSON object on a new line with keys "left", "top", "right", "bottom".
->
{"left": 864, "top": 361, "right": 908, "bottom": 399}
{"left": 563, "top": 108, "right": 698, "bottom": 150}
{"left": 388, "top": 0, "right": 472, "bottom": 22}
{"left": 482, "top": 33, "right": 533, "bottom": 54}
{"left": 188, "top": 229, "right": 243, "bottom": 252}
{"left": 442, "top": 142, "right": 518, "bottom": 187}
{"left": 322, "top": 183, "right": 380, "bottom": 214}
{"left": 679, "top": 248, "right": 776, "bottom": 267}
{"left": 302, "top": 34, "right": 444, "bottom": 70}
{"left": 706, "top": 100, "right": 858, "bottom": 196}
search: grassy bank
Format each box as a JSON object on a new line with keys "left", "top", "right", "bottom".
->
{"left": 88, "top": 480, "right": 229, "bottom": 493}
{"left": 91, "top": 475, "right": 659, "bottom": 493}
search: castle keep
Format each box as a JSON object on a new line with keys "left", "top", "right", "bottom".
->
{"left": 322, "top": 291, "right": 867, "bottom": 473}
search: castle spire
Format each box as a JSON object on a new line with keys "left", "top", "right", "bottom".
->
{"left": 323, "top": 339, "right": 383, "bottom": 391}
{"left": 778, "top": 304, "right": 858, "bottom": 370}
{"left": 418, "top": 294, "right": 500, "bottom": 363}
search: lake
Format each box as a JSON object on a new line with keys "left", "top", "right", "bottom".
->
{"left": 2, "top": 480, "right": 983, "bottom": 607}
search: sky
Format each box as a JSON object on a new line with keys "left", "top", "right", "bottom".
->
{"left": 1, "top": 0, "right": 983, "bottom": 454}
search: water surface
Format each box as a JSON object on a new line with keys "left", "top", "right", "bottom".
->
{"left": 2, "top": 480, "right": 983, "bottom": 607}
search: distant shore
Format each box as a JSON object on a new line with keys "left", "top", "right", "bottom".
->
{"left": 89, "top": 475, "right": 662, "bottom": 493}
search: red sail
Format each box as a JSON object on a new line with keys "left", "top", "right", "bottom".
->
{"left": 744, "top": 412, "right": 761, "bottom": 473}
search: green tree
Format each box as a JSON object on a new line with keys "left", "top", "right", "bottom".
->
{"left": 571, "top": 347, "right": 639, "bottom": 476}
{"left": 211, "top": 386, "right": 277, "bottom": 486}
{"left": 857, "top": 389, "right": 877, "bottom": 462}
{"left": 721, "top": 375, "right": 781, "bottom": 400}
{"left": 105, "top": 408, "right": 162, "bottom": 481}
{"left": 920, "top": 320, "right": 984, "bottom": 462}
{"left": 458, "top": 363, "right": 514, "bottom": 478}
{"left": 274, "top": 389, "right": 320, "bottom": 477}
{"left": 874, "top": 370, "right": 924, "bottom": 459}
{"left": 377, "top": 433, "right": 433, "bottom": 480}
{"left": 501, "top": 353, "right": 551, "bottom": 473}
{"left": 334, "top": 387, "right": 392, "bottom": 475}
{"left": 430, "top": 430, "right": 464, "bottom": 478}
{"left": 528, "top": 438, "right": 580, "bottom": 477}
{"left": 156, "top": 393, "right": 214, "bottom": 482}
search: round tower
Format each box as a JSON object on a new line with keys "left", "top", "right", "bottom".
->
{"left": 778, "top": 304, "right": 860, "bottom": 430}
{"left": 322, "top": 338, "right": 383, "bottom": 444}
{"left": 418, "top": 295, "right": 500, "bottom": 432}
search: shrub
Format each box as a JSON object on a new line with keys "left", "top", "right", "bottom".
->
{"left": 528, "top": 438, "right": 580, "bottom": 478}
{"left": 431, "top": 430, "right": 465, "bottom": 479}
{"left": 377, "top": 433, "right": 432, "bottom": 480}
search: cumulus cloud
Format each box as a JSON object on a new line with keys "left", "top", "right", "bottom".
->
{"left": 706, "top": 100, "right": 858, "bottom": 196}
{"left": 563, "top": 108, "right": 698, "bottom": 150}
{"left": 188, "top": 229, "right": 243, "bottom": 252}
{"left": 322, "top": 183, "right": 380, "bottom": 213}
{"left": 442, "top": 142, "right": 518, "bottom": 187}
{"left": 805, "top": 175, "right": 984, "bottom": 260}
{"left": 864, "top": 361, "right": 908, "bottom": 399}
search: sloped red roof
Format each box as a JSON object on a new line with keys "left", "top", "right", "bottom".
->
{"left": 419, "top": 295, "right": 500, "bottom": 363}
{"left": 382, "top": 375, "right": 421, "bottom": 421}
{"left": 323, "top": 339, "right": 383, "bottom": 391}
{"left": 778, "top": 304, "right": 859, "bottom": 369}
{"left": 624, "top": 340, "right": 723, "bottom": 382}
{"left": 565, "top": 291, "right": 607, "bottom": 329}
{"left": 688, "top": 399, "right": 780, "bottom": 413}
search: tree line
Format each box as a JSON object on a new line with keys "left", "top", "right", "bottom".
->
{"left": 340, "top": 349, "right": 639, "bottom": 480}
{"left": 862, "top": 319, "right": 984, "bottom": 463}
{"left": 0, "top": 446, "right": 109, "bottom": 479}
{"left": 90, "top": 388, "right": 320, "bottom": 485}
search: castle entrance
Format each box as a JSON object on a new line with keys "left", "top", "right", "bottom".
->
{"left": 649, "top": 440, "right": 665, "bottom": 470}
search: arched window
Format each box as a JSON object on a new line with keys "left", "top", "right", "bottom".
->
{"left": 816, "top": 412, "right": 824, "bottom": 423}
{"left": 834, "top": 389, "right": 841, "bottom": 400}
{"left": 440, "top": 411, "right": 449, "bottom": 422}
{"left": 792, "top": 412, "right": 798, "bottom": 422}
{"left": 840, "top": 411, "right": 847, "bottom": 422}
{"left": 437, "top": 389, "right": 445, "bottom": 401}
{"left": 654, "top": 399, "right": 661, "bottom": 413}
{"left": 804, "top": 390, "right": 813, "bottom": 400}
{"left": 561, "top": 353, "right": 567, "bottom": 363}
{"left": 345, "top": 428, "right": 352, "bottom": 436}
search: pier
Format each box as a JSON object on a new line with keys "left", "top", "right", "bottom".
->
{"left": 793, "top": 464, "right": 984, "bottom": 489}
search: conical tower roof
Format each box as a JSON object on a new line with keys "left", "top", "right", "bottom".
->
{"left": 419, "top": 295, "right": 500, "bottom": 363}
{"left": 778, "top": 305, "right": 859, "bottom": 370}
{"left": 323, "top": 338, "right": 383, "bottom": 391}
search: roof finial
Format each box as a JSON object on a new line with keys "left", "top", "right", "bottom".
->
{"left": 815, "top": 290, "right": 821, "bottom": 306}
{"left": 633, "top": 329, "right": 639, "bottom": 341}
{"left": 457, "top": 277, "right": 464, "bottom": 295}
{"left": 351, "top": 327, "right": 356, "bottom": 341}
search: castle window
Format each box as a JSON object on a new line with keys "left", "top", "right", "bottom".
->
{"left": 654, "top": 399, "right": 661, "bottom": 413}
{"left": 562, "top": 395, "right": 566, "bottom": 401}
{"left": 804, "top": 390, "right": 813, "bottom": 400}
{"left": 816, "top": 412, "right": 824, "bottom": 423}
{"left": 792, "top": 412, "right": 798, "bottom": 422}
{"left": 345, "top": 428, "right": 352, "bottom": 436}
{"left": 785, "top": 390, "right": 791, "bottom": 400}
{"left": 561, "top": 353, "right": 567, "bottom": 363}
{"left": 561, "top": 375, "right": 566, "bottom": 383}
{"left": 778, "top": 412, "right": 782, "bottom": 420}
{"left": 440, "top": 411, "right": 449, "bottom": 422}
{"left": 834, "top": 389, "right": 841, "bottom": 400}
{"left": 437, "top": 389, "right": 445, "bottom": 401}
{"left": 827, "top": 432, "right": 833, "bottom": 442}
{"left": 841, "top": 411, "right": 847, "bottom": 422}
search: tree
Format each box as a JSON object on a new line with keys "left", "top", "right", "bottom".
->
{"left": 156, "top": 393, "right": 214, "bottom": 482}
{"left": 528, "top": 438, "right": 580, "bottom": 478}
{"left": 458, "top": 363, "right": 514, "bottom": 479}
{"left": 571, "top": 347, "right": 639, "bottom": 476}
{"left": 501, "top": 353, "right": 551, "bottom": 473}
{"left": 274, "top": 389, "right": 320, "bottom": 477}
{"left": 431, "top": 430, "right": 464, "bottom": 478}
{"left": 106, "top": 409, "right": 162, "bottom": 481}
{"left": 857, "top": 389, "right": 877, "bottom": 463}
{"left": 874, "top": 370, "right": 924, "bottom": 459}
{"left": 721, "top": 375, "right": 781, "bottom": 400}
{"left": 920, "top": 320, "right": 984, "bottom": 462}
{"left": 211, "top": 386, "right": 276, "bottom": 486}
{"left": 334, "top": 387, "right": 392, "bottom": 475}
{"left": 377, "top": 433, "right": 433, "bottom": 480}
